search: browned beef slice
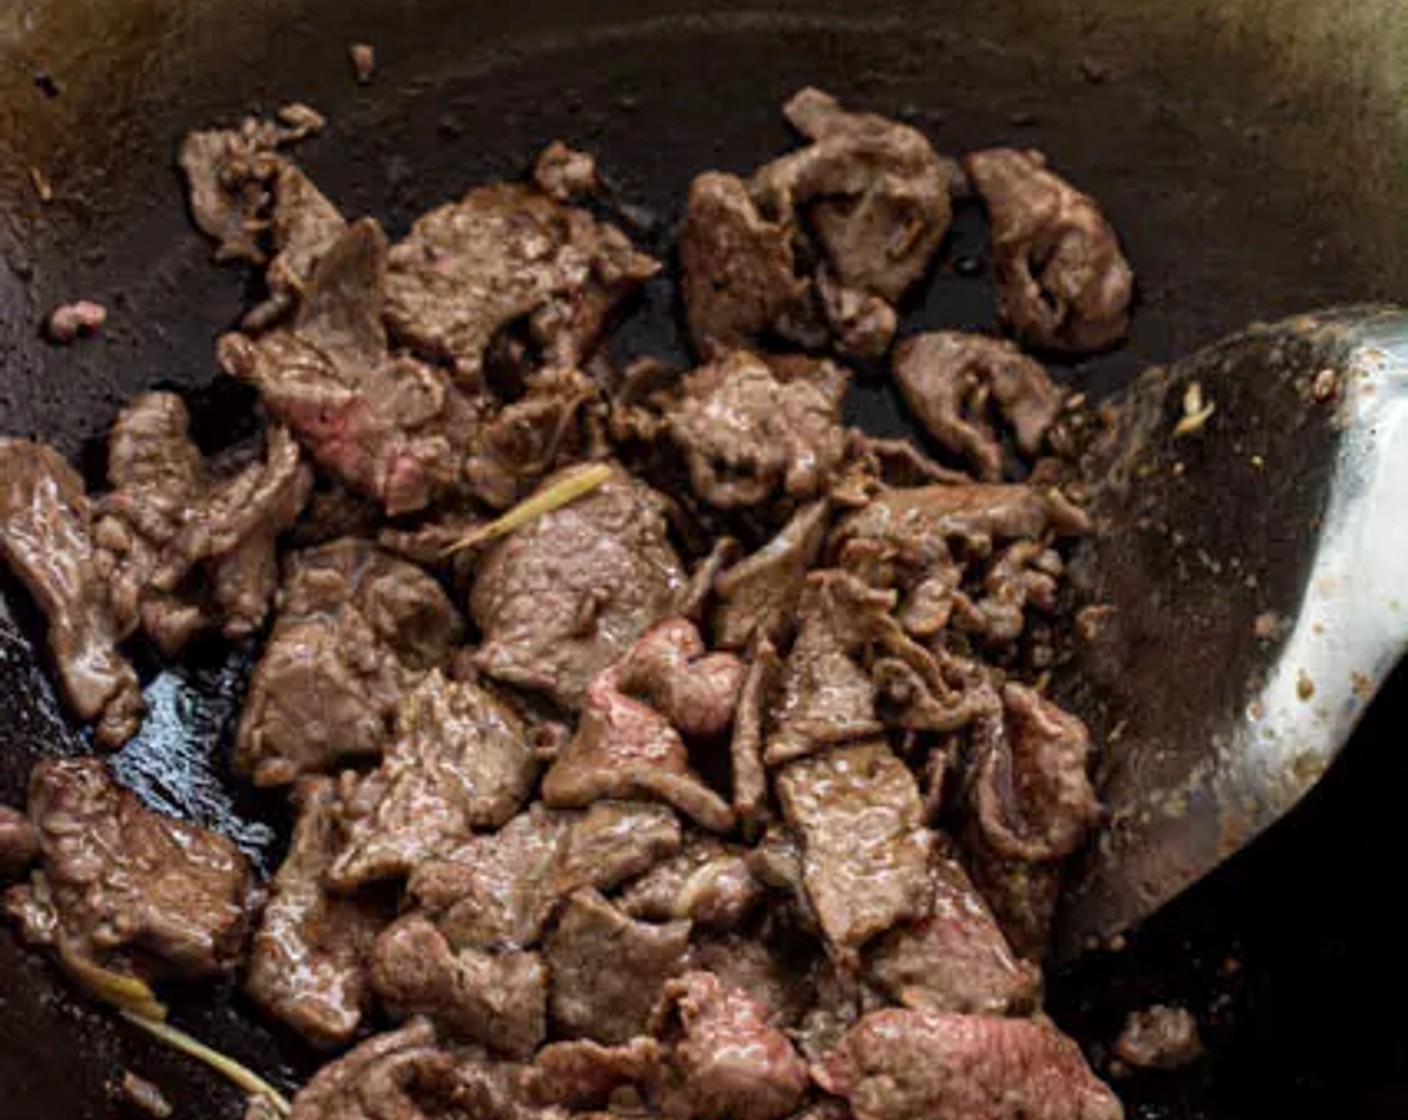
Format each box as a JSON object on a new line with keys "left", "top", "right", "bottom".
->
{"left": 619, "top": 839, "right": 762, "bottom": 930}
{"left": 892, "top": 332, "right": 1065, "bottom": 481}
{"left": 712, "top": 499, "right": 830, "bottom": 650}
{"left": 815, "top": 1009, "right": 1123, "bottom": 1120}
{"left": 384, "top": 182, "right": 658, "bottom": 383}
{"left": 730, "top": 639, "right": 779, "bottom": 833}
{"left": 4, "top": 758, "right": 253, "bottom": 976}
{"left": 219, "top": 220, "right": 484, "bottom": 516}
{"left": 835, "top": 481, "right": 1072, "bottom": 556}
{"left": 331, "top": 672, "right": 537, "bottom": 888}
{"left": 236, "top": 539, "right": 462, "bottom": 787}
{"left": 548, "top": 801, "right": 683, "bottom": 898}
{"left": 1113, "top": 1005, "right": 1204, "bottom": 1070}
{"left": 541, "top": 664, "right": 735, "bottom": 833}
{"left": 524, "top": 1038, "right": 662, "bottom": 1109}
{"left": 616, "top": 617, "right": 745, "bottom": 739}
{"left": 960, "top": 684, "right": 1101, "bottom": 958}
{"left": 471, "top": 469, "right": 686, "bottom": 709}
{"left": 665, "top": 351, "right": 848, "bottom": 510}
{"left": 653, "top": 970, "right": 809, "bottom": 1120}
{"left": 964, "top": 148, "right": 1133, "bottom": 354}
{"left": 0, "top": 805, "right": 39, "bottom": 879}
{"left": 0, "top": 441, "right": 144, "bottom": 747}
{"left": 247, "top": 778, "right": 386, "bottom": 1047}
{"left": 866, "top": 848, "right": 1040, "bottom": 1016}
{"left": 776, "top": 741, "right": 933, "bottom": 958}
{"left": 679, "top": 172, "right": 805, "bottom": 359}
{"left": 371, "top": 915, "right": 547, "bottom": 1058}
{"left": 545, "top": 888, "right": 691, "bottom": 1044}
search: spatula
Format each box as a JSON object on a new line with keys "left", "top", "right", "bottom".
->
{"left": 1054, "top": 306, "right": 1408, "bottom": 958}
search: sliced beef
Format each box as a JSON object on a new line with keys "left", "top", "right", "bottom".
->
{"left": 256, "top": 162, "right": 349, "bottom": 323}
{"left": 524, "top": 1037, "right": 662, "bottom": 1109}
{"left": 730, "top": 639, "right": 779, "bottom": 833}
{"left": 1113, "top": 1005, "right": 1204, "bottom": 1071}
{"left": 0, "top": 805, "right": 39, "bottom": 879}
{"left": 665, "top": 351, "right": 848, "bottom": 510}
{"left": 218, "top": 220, "right": 483, "bottom": 515}
{"left": 470, "top": 468, "right": 685, "bottom": 709}
{"left": 331, "top": 672, "right": 537, "bottom": 888}
{"left": 653, "top": 970, "right": 809, "bottom": 1120}
{"left": 836, "top": 481, "right": 1077, "bottom": 556}
{"left": 616, "top": 617, "right": 745, "bottom": 740}
{"left": 892, "top": 332, "right": 1065, "bottom": 480}
{"left": 384, "top": 182, "right": 658, "bottom": 382}
{"left": 246, "top": 778, "right": 386, "bottom": 1047}
{"left": 0, "top": 441, "right": 143, "bottom": 747}
{"left": 371, "top": 915, "right": 547, "bottom": 1058}
{"left": 712, "top": 499, "right": 830, "bottom": 650}
{"left": 814, "top": 1009, "right": 1124, "bottom": 1120}
{"left": 619, "top": 839, "right": 762, "bottom": 930}
{"left": 4, "top": 758, "right": 253, "bottom": 977}
{"left": 549, "top": 801, "right": 683, "bottom": 899}
{"left": 964, "top": 148, "right": 1133, "bottom": 354}
{"left": 775, "top": 740, "right": 933, "bottom": 959}
{"left": 545, "top": 888, "right": 691, "bottom": 1044}
{"left": 960, "top": 684, "right": 1101, "bottom": 958}
{"left": 236, "top": 539, "right": 463, "bottom": 786}
{"left": 866, "top": 848, "right": 1040, "bottom": 1016}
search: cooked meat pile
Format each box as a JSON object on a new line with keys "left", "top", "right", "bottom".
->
{"left": 0, "top": 88, "right": 1136, "bottom": 1120}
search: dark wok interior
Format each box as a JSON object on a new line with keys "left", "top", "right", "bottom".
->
{"left": 1, "top": 0, "right": 1406, "bottom": 1116}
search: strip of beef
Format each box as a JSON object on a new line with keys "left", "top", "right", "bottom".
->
{"left": 775, "top": 740, "right": 933, "bottom": 960}
{"left": 619, "top": 839, "right": 762, "bottom": 930}
{"left": 236, "top": 539, "right": 463, "bottom": 786}
{"left": 964, "top": 148, "right": 1133, "bottom": 354}
{"left": 730, "top": 639, "right": 779, "bottom": 833}
{"left": 4, "top": 758, "right": 254, "bottom": 977}
{"left": 524, "top": 1038, "right": 662, "bottom": 1109}
{"left": 0, "top": 805, "right": 39, "bottom": 879}
{"left": 0, "top": 440, "right": 143, "bottom": 746}
{"left": 960, "top": 684, "right": 1102, "bottom": 958}
{"left": 616, "top": 617, "right": 745, "bottom": 740}
{"left": 249, "top": 162, "right": 349, "bottom": 328}
{"left": 384, "top": 181, "right": 658, "bottom": 383}
{"left": 652, "top": 970, "right": 809, "bottom": 1120}
{"left": 548, "top": 800, "right": 683, "bottom": 899}
{"left": 676, "top": 536, "right": 741, "bottom": 623}
{"left": 331, "top": 672, "right": 538, "bottom": 888}
{"left": 1113, "top": 1005, "right": 1204, "bottom": 1071}
{"left": 219, "top": 219, "right": 484, "bottom": 515}
{"left": 713, "top": 500, "right": 830, "bottom": 650}
{"left": 470, "top": 468, "right": 685, "bottom": 709}
{"left": 665, "top": 351, "right": 848, "bottom": 510}
{"left": 246, "top": 778, "right": 386, "bottom": 1047}
{"left": 866, "top": 847, "right": 1040, "bottom": 1016}
{"left": 892, "top": 332, "right": 1065, "bottom": 481}
{"left": 371, "top": 915, "right": 548, "bottom": 1059}
{"left": 545, "top": 888, "right": 691, "bottom": 1044}
{"left": 814, "top": 1009, "right": 1123, "bottom": 1120}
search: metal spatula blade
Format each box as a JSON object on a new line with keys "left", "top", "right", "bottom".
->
{"left": 1055, "top": 306, "right": 1408, "bottom": 958}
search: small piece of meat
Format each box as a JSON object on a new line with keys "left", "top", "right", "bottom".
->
{"left": 545, "top": 888, "right": 691, "bottom": 1043}
{"left": 0, "top": 805, "right": 39, "bottom": 879}
{"left": 729, "top": 640, "right": 779, "bottom": 834}
{"left": 120, "top": 1071, "right": 173, "bottom": 1119}
{"left": 471, "top": 468, "right": 686, "bottom": 709}
{"left": 619, "top": 840, "right": 762, "bottom": 930}
{"left": 617, "top": 617, "right": 745, "bottom": 739}
{"left": 348, "top": 42, "right": 375, "bottom": 84}
{"left": 713, "top": 500, "right": 830, "bottom": 651}
{"left": 46, "top": 300, "right": 107, "bottom": 343}
{"left": 541, "top": 665, "right": 735, "bottom": 833}
{"left": 371, "top": 915, "right": 548, "bottom": 1058}
{"left": 236, "top": 539, "right": 463, "bottom": 786}
{"left": 776, "top": 740, "right": 933, "bottom": 959}
{"left": 524, "top": 1038, "right": 662, "bottom": 1109}
{"left": 287, "top": 1019, "right": 467, "bottom": 1120}
{"left": 893, "top": 332, "right": 1064, "bottom": 480}
{"left": 836, "top": 482, "right": 1074, "bottom": 558}
{"left": 679, "top": 172, "right": 806, "bottom": 358}
{"left": 653, "top": 970, "right": 809, "bottom": 1120}
{"left": 0, "top": 440, "right": 144, "bottom": 747}
{"left": 964, "top": 148, "right": 1133, "bottom": 354}
{"left": 533, "top": 141, "right": 599, "bottom": 203}
{"left": 219, "top": 220, "right": 484, "bottom": 515}
{"left": 385, "top": 182, "right": 658, "bottom": 383}
{"left": 246, "top": 778, "right": 386, "bottom": 1047}
{"left": 665, "top": 351, "right": 848, "bottom": 510}
{"left": 1113, "top": 1005, "right": 1204, "bottom": 1071}
{"left": 814, "top": 1010, "right": 1123, "bottom": 1120}
{"left": 331, "top": 672, "right": 537, "bottom": 888}
{"left": 548, "top": 801, "right": 683, "bottom": 898}
{"left": 866, "top": 848, "right": 1040, "bottom": 1016}
{"left": 5, "top": 758, "right": 254, "bottom": 976}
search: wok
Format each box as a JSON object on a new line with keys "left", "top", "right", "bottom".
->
{"left": 1, "top": 0, "right": 1406, "bottom": 1116}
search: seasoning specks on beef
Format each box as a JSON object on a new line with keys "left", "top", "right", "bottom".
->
{"left": 964, "top": 147, "right": 1133, "bottom": 354}
{"left": 247, "top": 778, "right": 385, "bottom": 1047}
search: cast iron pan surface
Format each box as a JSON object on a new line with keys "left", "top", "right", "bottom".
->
{"left": 1, "top": 2, "right": 1407, "bottom": 1117}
